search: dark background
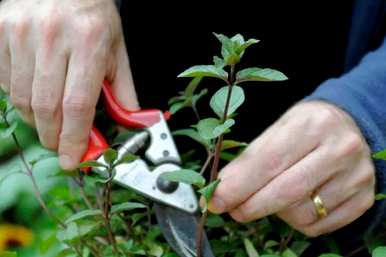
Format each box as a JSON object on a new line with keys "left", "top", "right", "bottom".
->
{"left": 119, "top": 1, "right": 354, "bottom": 142}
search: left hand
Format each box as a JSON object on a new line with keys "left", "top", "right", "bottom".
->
{"left": 208, "top": 101, "right": 376, "bottom": 237}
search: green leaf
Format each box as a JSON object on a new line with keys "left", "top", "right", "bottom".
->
{"left": 0, "top": 252, "right": 17, "bottom": 257}
{"left": 243, "top": 238, "right": 259, "bottom": 257}
{"left": 373, "top": 247, "right": 386, "bottom": 257}
{"left": 220, "top": 151, "right": 238, "bottom": 161}
{"left": 213, "top": 119, "right": 235, "bottom": 137}
{"left": 282, "top": 248, "right": 297, "bottom": 257}
{"left": 0, "top": 122, "right": 17, "bottom": 138}
{"left": 185, "top": 77, "right": 203, "bottom": 97}
{"left": 196, "top": 118, "right": 235, "bottom": 140}
{"left": 213, "top": 32, "right": 230, "bottom": 44}
{"left": 373, "top": 149, "right": 386, "bottom": 160}
{"left": 213, "top": 33, "right": 259, "bottom": 65}
{"left": 290, "top": 241, "right": 310, "bottom": 256}
{"left": 57, "top": 222, "right": 79, "bottom": 243}
{"left": 131, "top": 213, "right": 147, "bottom": 225}
{"left": 221, "top": 140, "right": 248, "bottom": 151}
{"left": 57, "top": 222, "right": 100, "bottom": 244}
{"left": 110, "top": 202, "right": 146, "bottom": 214}
{"left": 0, "top": 98, "right": 7, "bottom": 113}
{"left": 160, "top": 169, "right": 206, "bottom": 187}
{"left": 65, "top": 209, "right": 103, "bottom": 224}
{"left": 78, "top": 160, "right": 107, "bottom": 169}
{"left": 177, "top": 65, "right": 228, "bottom": 81}
{"left": 263, "top": 240, "right": 279, "bottom": 249}
{"left": 318, "top": 254, "right": 342, "bottom": 257}
{"left": 213, "top": 56, "right": 225, "bottom": 68}
{"left": 103, "top": 148, "right": 118, "bottom": 164}
{"left": 173, "top": 128, "right": 210, "bottom": 148}
{"left": 236, "top": 68, "right": 288, "bottom": 83}
{"left": 196, "top": 118, "right": 220, "bottom": 139}
{"left": 210, "top": 86, "right": 245, "bottom": 118}
{"left": 239, "top": 38, "right": 260, "bottom": 52}
{"left": 192, "top": 88, "right": 208, "bottom": 106}
{"left": 206, "top": 214, "right": 225, "bottom": 228}
{"left": 169, "top": 102, "right": 186, "bottom": 114}
{"left": 231, "top": 34, "right": 245, "bottom": 45}
{"left": 375, "top": 193, "right": 386, "bottom": 200}
{"left": 198, "top": 179, "right": 221, "bottom": 212}
{"left": 40, "top": 233, "right": 58, "bottom": 254}
{"left": 115, "top": 152, "right": 138, "bottom": 166}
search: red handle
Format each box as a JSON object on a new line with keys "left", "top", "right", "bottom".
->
{"left": 81, "top": 80, "right": 170, "bottom": 165}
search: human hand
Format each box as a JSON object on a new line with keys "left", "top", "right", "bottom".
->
{"left": 209, "top": 101, "right": 375, "bottom": 236}
{"left": 0, "top": 0, "right": 138, "bottom": 170}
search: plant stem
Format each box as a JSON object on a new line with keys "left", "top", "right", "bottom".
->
{"left": 345, "top": 245, "right": 366, "bottom": 257}
{"left": 279, "top": 229, "right": 294, "bottom": 253}
{"left": 73, "top": 244, "right": 83, "bottom": 257}
{"left": 196, "top": 64, "right": 236, "bottom": 257}
{"left": 74, "top": 173, "right": 94, "bottom": 209}
{"left": 102, "top": 166, "right": 120, "bottom": 257}
{"left": 192, "top": 104, "right": 200, "bottom": 121}
{"left": 82, "top": 240, "right": 102, "bottom": 257}
{"left": 200, "top": 151, "right": 214, "bottom": 175}
{"left": 3, "top": 114, "right": 67, "bottom": 229}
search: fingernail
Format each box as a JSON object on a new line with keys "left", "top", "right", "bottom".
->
{"left": 59, "top": 154, "right": 75, "bottom": 170}
{"left": 208, "top": 196, "right": 226, "bottom": 214}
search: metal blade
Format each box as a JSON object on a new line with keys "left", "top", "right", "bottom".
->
{"left": 154, "top": 203, "right": 214, "bottom": 257}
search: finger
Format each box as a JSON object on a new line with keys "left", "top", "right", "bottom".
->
{"left": 277, "top": 158, "right": 375, "bottom": 227}
{"left": 31, "top": 46, "right": 67, "bottom": 150}
{"left": 228, "top": 145, "right": 336, "bottom": 222}
{"left": 0, "top": 19, "right": 11, "bottom": 92}
{"left": 209, "top": 112, "right": 322, "bottom": 213}
{"left": 58, "top": 48, "right": 106, "bottom": 170}
{"left": 9, "top": 20, "right": 35, "bottom": 125}
{"left": 108, "top": 38, "right": 139, "bottom": 110}
{"left": 299, "top": 188, "right": 374, "bottom": 237}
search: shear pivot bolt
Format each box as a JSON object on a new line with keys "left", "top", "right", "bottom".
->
{"left": 156, "top": 175, "right": 179, "bottom": 193}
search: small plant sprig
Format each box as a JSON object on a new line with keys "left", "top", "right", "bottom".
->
{"left": 0, "top": 97, "right": 86, "bottom": 256}
{"left": 166, "top": 32, "right": 288, "bottom": 257}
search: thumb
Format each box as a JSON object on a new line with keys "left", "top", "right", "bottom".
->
{"left": 109, "top": 38, "right": 139, "bottom": 110}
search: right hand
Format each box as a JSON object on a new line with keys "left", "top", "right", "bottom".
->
{"left": 0, "top": 0, "right": 139, "bottom": 170}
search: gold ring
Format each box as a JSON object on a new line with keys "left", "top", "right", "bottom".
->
{"left": 312, "top": 194, "right": 328, "bottom": 218}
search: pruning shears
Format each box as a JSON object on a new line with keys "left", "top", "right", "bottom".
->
{"left": 82, "top": 80, "right": 214, "bottom": 257}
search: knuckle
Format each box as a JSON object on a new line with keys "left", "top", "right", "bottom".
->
{"left": 336, "top": 132, "right": 364, "bottom": 159}
{"left": 31, "top": 99, "right": 58, "bottom": 117}
{"left": 276, "top": 175, "right": 311, "bottom": 205}
{"left": 11, "top": 17, "right": 30, "bottom": 38}
{"left": 313, "top": 107, "right": 339, "bottom": 130}
{"left": 355, "top": 166, "right": 375, "bottom": 189}
{"left": 75, "top": 16, "right": 110, "bottom": 43}
{"left": 63, "top": 96, "right": 94, "bottom": 117}
{"left": 40, "top": 15, "right": 62, "bottom": 44}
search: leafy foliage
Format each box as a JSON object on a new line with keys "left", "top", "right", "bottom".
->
{"left": 0, "top": 33, "right": 383, "bottom": 257}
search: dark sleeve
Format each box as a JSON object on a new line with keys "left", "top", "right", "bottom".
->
{"left": 304, "top": 36, "right": 386, "bottom": 234}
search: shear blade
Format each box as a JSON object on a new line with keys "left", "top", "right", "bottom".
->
{"left": 154, "top": 203, "right": 214, "bottom": 257}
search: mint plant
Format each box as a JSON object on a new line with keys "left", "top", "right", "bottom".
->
{"left": 168, "top": 32, "right": 288, "bottom": 257}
